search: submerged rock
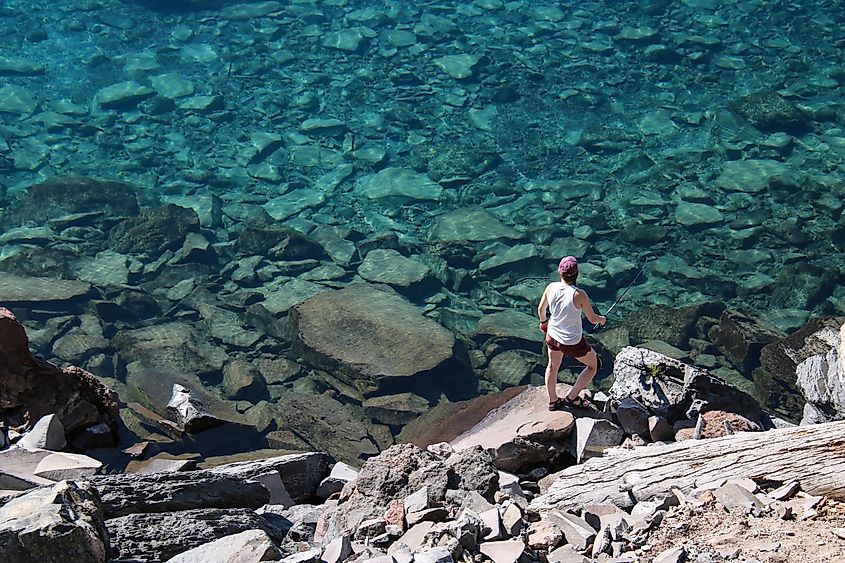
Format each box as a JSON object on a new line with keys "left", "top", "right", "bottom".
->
{"left": 166, "top": 384, "right": 226, "bottom": 433}
{"left": 0, "top": 177, "right": 139, "bottom": 229}
{"left": 292, "top": 284, "right": 466, "bottom": 397}
{"left": 108, "top": 204, "right": 200, "bottom": 257}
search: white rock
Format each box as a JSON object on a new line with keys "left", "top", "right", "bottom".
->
{"left": 414, "top": 546, "right": 453, "bottom": 563}
{"left": 33, "top": 452, "right": 101, "bottom": 481}
{"left": 168, "top": 529, "right": 280, "bottom": 562}
{"left": 18, "top": 414, "right": 66, "bottom": 451}
{"left": 479, "top": 539, "right": 524, "bottom": 563}
{"left": 321, "top": 535, "right": 352, "bottom": 563}
{"left": 404, "top": 486, "right": 429, "bottom": 514}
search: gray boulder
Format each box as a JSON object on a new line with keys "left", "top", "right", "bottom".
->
{"left": 0, "top": 447, "right": 54, "bottom": 490}
{"left": 168, "top": 529, "right": 281, "bottom": 562}
{"left": 207, "top": 452, "right": 331, "bottom": 503}
{"left": 570, "top": 418, "right": 625, "bottom": 464}
{"left": 107, "top": 508, "right": 280, "bottom": 561}
{"left": 609, "top": 347, "right": 770, "bottom": 427}
{"left": 91, "top": 471, "right": 270, "bottom": 518}
{"left": 756, "top": 317, "right": 844, "bottom": 421}
{"left": 291, "top": 284, "right": 467, "bottom": 397}
{"left": 0, "top": 480, "right": 109, "bottom": 563}
{"left": 615, "top": 398, "right": 650, "bottom": 438}
{"left": 797, "top": 323, "right": 844, "bottom": 424}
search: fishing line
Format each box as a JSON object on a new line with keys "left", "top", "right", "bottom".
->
{"left": 593, "top": 256, "right": 652, "bottom": 331}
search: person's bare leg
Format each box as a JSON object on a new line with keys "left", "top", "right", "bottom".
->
{"left": 566, "top": 349, "right": 598, "bottom": 399}
{"left": 545, "top": 348, "right": 564, "bottom": 403}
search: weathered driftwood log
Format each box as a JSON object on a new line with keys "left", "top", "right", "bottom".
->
{"left": 530, "top": 420, "right": 845, "bottom": 513}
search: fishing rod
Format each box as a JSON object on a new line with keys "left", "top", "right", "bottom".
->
{"left": 593, "top": 256, "right": 652, "bottom": 331}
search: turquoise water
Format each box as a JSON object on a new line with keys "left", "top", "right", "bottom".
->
{"left": 1, "top": 0, "right": 843, "bottom": 459}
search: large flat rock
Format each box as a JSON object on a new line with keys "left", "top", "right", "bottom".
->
{"left": 450, "top": 385, "right": 576, "bottom": 472}
{"left": 292, "top": 284, "right": 461, "bottom": 396}
{"left": 0, "top": 272, "right": 92, "bottom": 303}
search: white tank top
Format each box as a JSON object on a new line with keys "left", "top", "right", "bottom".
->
{"left": 546, "top": 283, "right": 582, "bottom": 345}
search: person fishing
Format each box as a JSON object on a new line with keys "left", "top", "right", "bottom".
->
{"left": 538, "top": 256, "right": 606, "bottom": 410}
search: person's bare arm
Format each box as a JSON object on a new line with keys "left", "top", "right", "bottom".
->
{"left": 574, "top": 289, "right": 606, "bottom": 325}
{"left": 537, "top": 284, "right": 552, "bottom": 321}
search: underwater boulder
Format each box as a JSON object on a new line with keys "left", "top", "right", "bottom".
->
{"left": 0, "top": 177, "right": 139, "bottom": 228}
{"left": 108, "top": 204, "right": 200, "bottom": 258}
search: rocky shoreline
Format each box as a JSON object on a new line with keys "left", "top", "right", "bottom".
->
{"left": 2, "top": 305, "right": 845, "bottom": 561}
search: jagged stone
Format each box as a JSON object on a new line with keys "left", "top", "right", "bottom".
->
{"left": 388, "top": 521, "right": 434, "bottom": 554}
{"left": 0, "top": 447, "right": 54, "bottom": 490}
{"left": 653, "top": 545, "right": 686, "bottom": 563}
{"left": 501, "top": 503, "right": 524, "bottom": 536}
{"left": 527, "top": 520, "right": 563, "bottom": 550}
{"left": 648, "top": 416, "right": 675, "bottom": 442}
{"left": 0, "top": 480, "right": 109, "bottom": 563}
{"left": 167, "top": 384, "right": 226, "bottom": 433}
{"left": 546, "top": 510, "right": 596, "bottom": 551}
{"left": 168, "top": 529, "right": 281, "bottom": 562}
{"left": 91, "top": 471, "right": 270, "bottom": 518}
{"left": 33, "top": 452, "right": 101, "bottom": 481}
{"left": 610, "top": 346, "right": 770, "bottom": 426}
{"left": 414, "top": 546, "right": 454, "bottom": 563}
{"left": 322, "top": 535, "right": 353, "bottom": 563}
{"left": 206, "top": 452, "right": 331, "bottom": 503}
{"left": 713, "top": 483, "right": 764, "bottom": 512}
{"left": 570, "top": 418, "right": 625, "bottom": 464}
{"left": 480, "top": 507, "right": 503, "bottom": 540}
{"left": 17, "top": 414, "right": 66, "bottom": 451}
{"left": 317, "top": 462, "right": 359, "bottom": 499}
{"left": 548, "top": 544, "right": 591, "bottom": 563}
{"left": 253, "top": 470, "right": 295, "bottom": 507}
{"left": 108, "top": 508, "right": 280, "bottom": 561}
{"left": 404, "top": 486, "right": 430, "bottom": 514}
{"left": 323, "top": 444, "right": 497, "bottom": 542}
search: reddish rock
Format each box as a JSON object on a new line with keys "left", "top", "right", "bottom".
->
{"left": 383, "top": 498, "right": 406, "bottom": 530}
{"left": 0, "top": 308, "right": 117, "bottom": 441}
{"left": 673, "top": 410, "right": 761, "bottom": 441}
{"left": 527, "top": 520, "right": 563, "bottom": 550}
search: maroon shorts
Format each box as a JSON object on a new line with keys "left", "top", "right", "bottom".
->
{"left": 546, "top": 335, "right": 592, "bottom": 358}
